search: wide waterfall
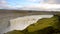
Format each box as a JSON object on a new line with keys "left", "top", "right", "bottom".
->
{"left": 0, "top": 15, "right": 53, "bottom": 34}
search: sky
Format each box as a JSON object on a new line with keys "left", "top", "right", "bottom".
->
{"left": 0, "top": 0, "right": 41, "bottom": 9}
{"left": 0, "top": 0, "right": 60, "bottom": 11}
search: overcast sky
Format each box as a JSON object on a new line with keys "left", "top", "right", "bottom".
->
{"left": 0, "top": 0, "right": 60, "bottom": 11}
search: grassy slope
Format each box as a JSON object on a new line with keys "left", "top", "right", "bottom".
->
{"left": 27, "top": 15, "right": 59, "bottom": 32}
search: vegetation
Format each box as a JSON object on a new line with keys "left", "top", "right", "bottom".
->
{"left": 4, "top": 30, "right": 24, "bottom": 34}
{"left": 5, "top": 14, "right": 60, "bottom": 34}
{"left": 27, "top": 15, "right": 59, "bottom": 32}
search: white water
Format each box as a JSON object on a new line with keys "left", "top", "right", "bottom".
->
{"left": 0, "top": 15, "right": 53, "bottom": 34}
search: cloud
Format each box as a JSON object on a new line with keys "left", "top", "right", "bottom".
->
{"left": 7, "top": 5, "right": 23, "bottom": 9}
{"left": 26, "top": 0, "right": 59, "bottom": 4}
{"left": 55, "top": 0, "right": 60, "bottom": 4}
{"left": 0, "top": 0, "right": 20, "bottom": 9}
{"left": 26, "top": 0, "right": 40, "bottom": 3}
{"left": 42, "top": 0, "right": 60, "bottom": 4}
{"left": 27, "top": 0, "right": 37, "bottom": 2}
{"left": 0, "top": 0, "right": 8, "bottom": 9}
{"left": 0, "top": 0, "right": 60, "bottom": 11}
{"left": 20, "top": 4, "right": 60, "bottom": 11}
{"left": 0, "top": 0, "right": 7, "bottom": 5}
{"left": 26, "top": 0, "right": 60, "bottom": 4}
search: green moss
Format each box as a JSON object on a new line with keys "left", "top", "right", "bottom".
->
{"left": 4, "top": 30, "right": 24, "bottom": 34}
{"left": 52, "top": 15, "right": 60, "bottom": 30}
{"left": 27, "top": 15, "right": 59, "bottom": 32}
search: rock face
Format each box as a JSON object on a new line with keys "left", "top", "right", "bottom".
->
{"left": 0, "top": 19, "right": 10, "bottom": 34}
